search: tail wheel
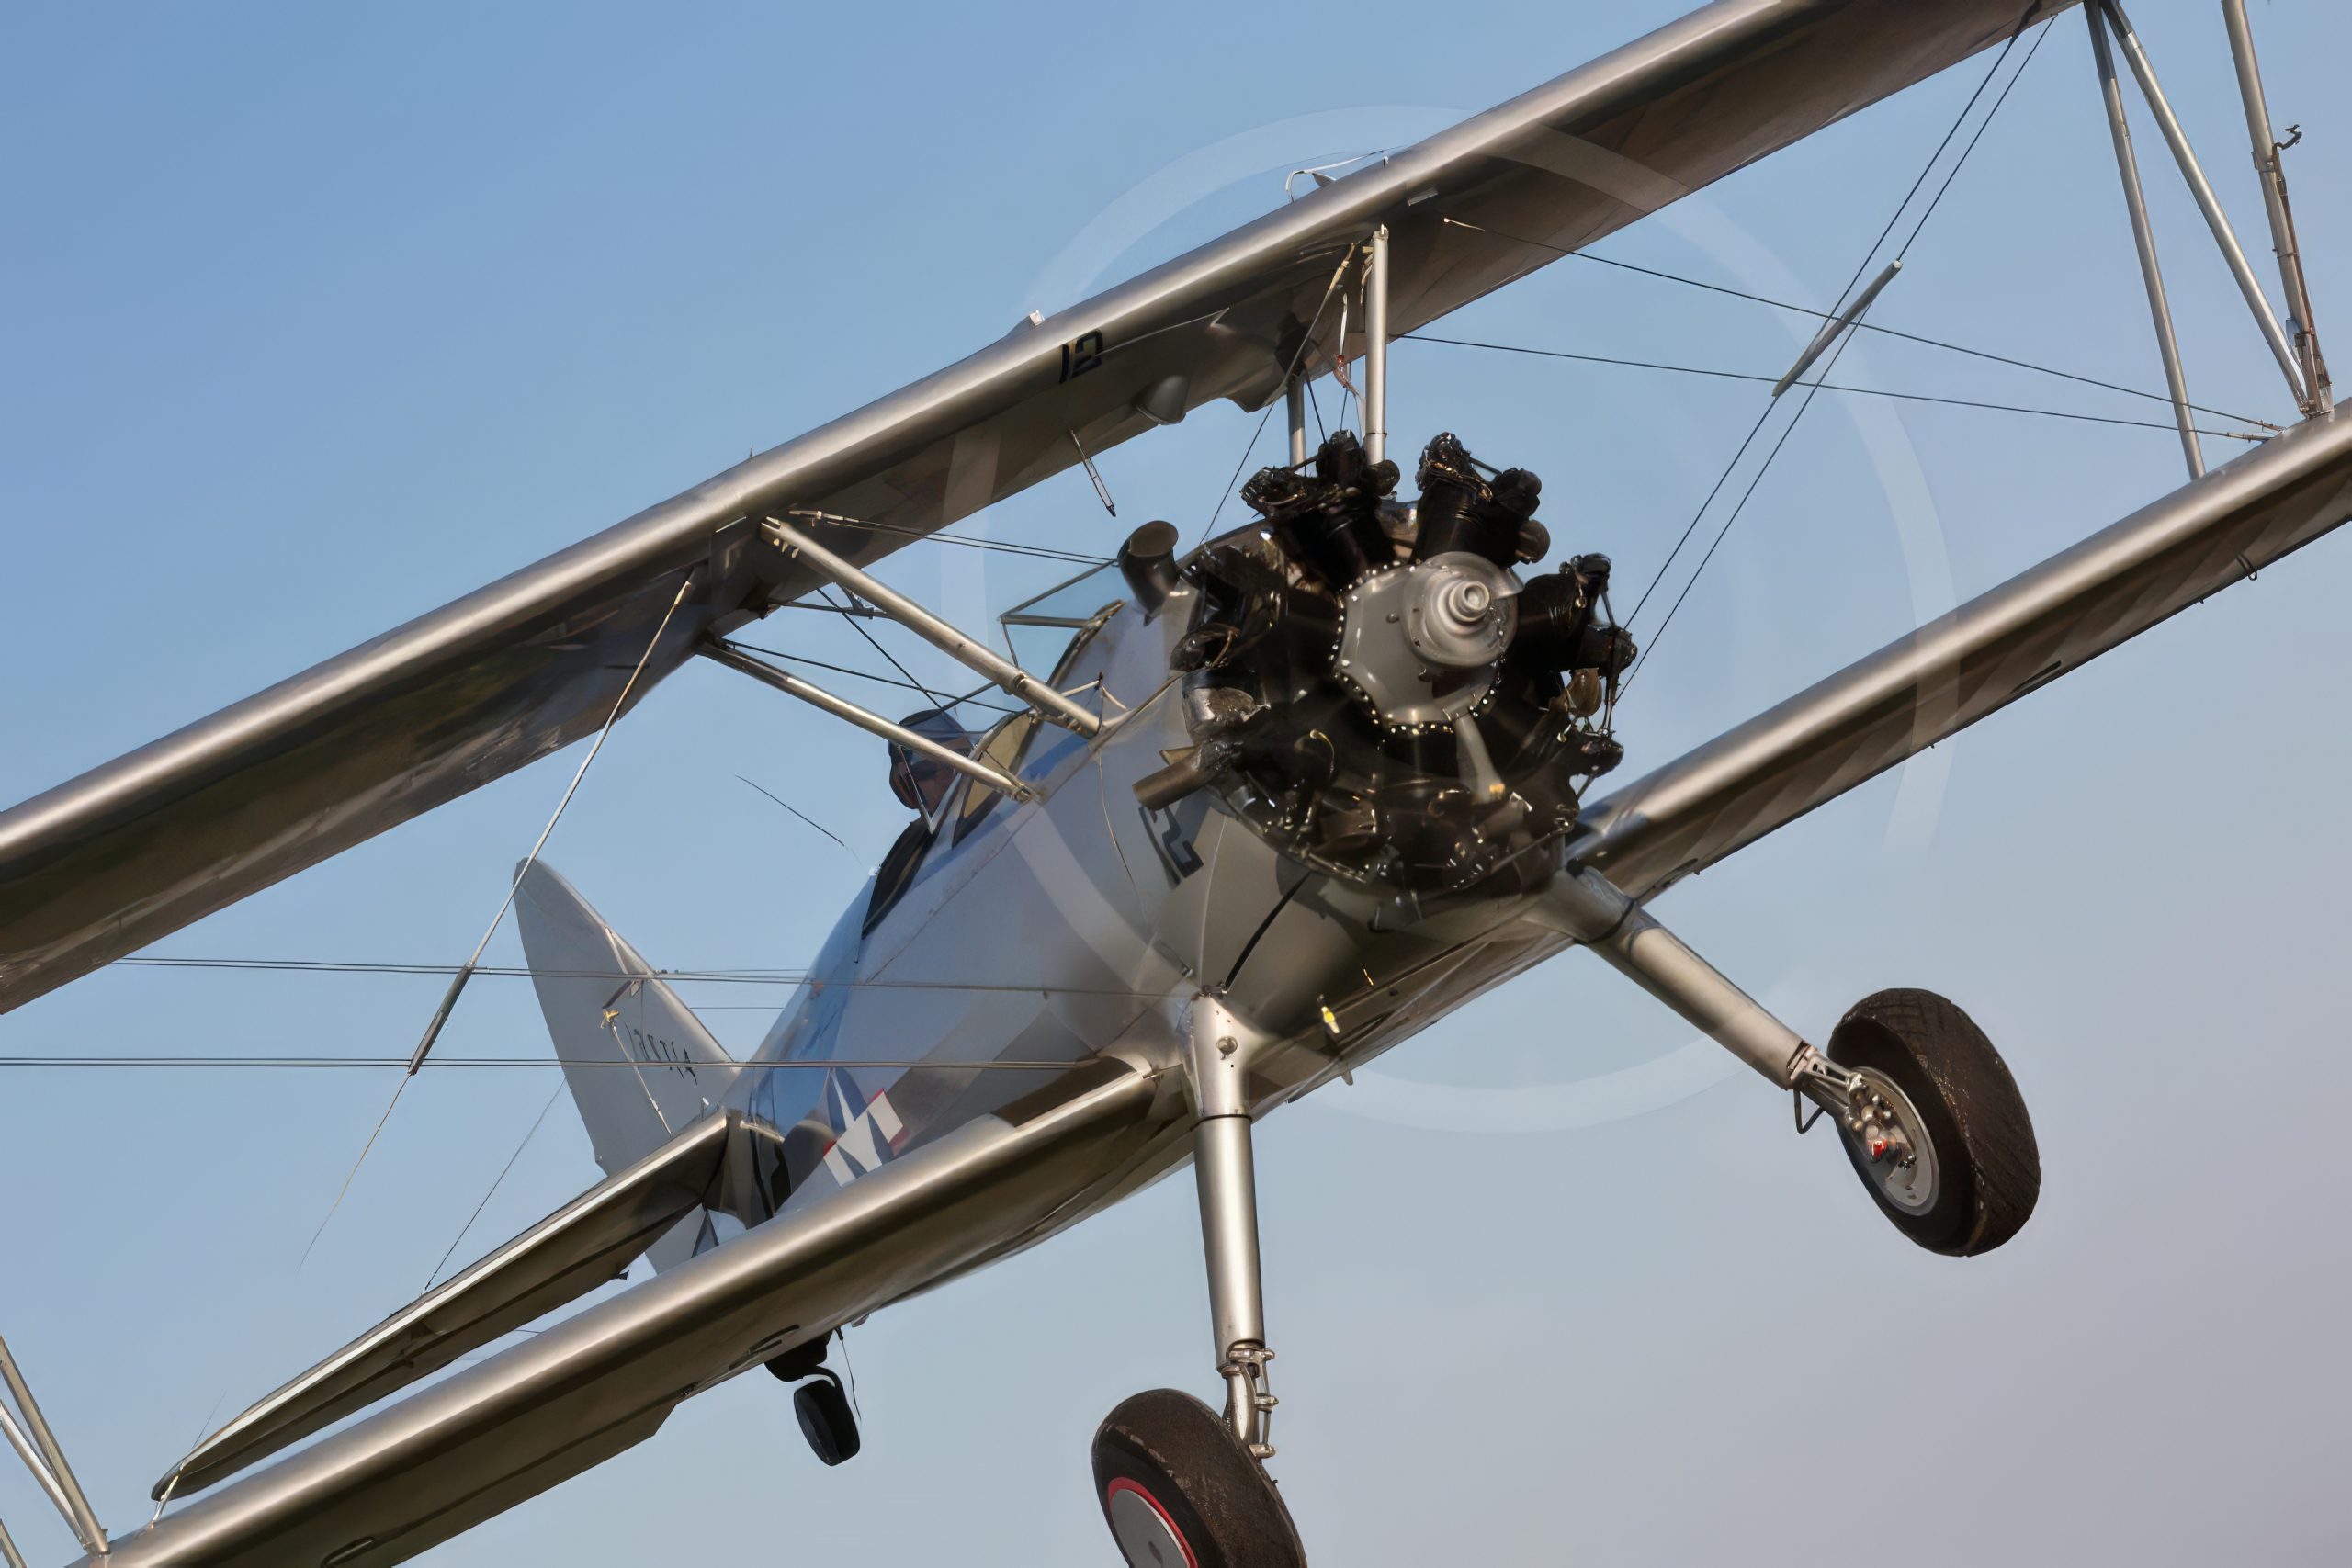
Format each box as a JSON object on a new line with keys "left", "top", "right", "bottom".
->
{"left": 793, "top": 1370, "right": 861, "bottom": 1466}
{"left": 1826, "top": 988, "right": 2040, "bottom": 1257}
{"left": 1091, "top": 1389, "right": 1306, "bottom": 1568}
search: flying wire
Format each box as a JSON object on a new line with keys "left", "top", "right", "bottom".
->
{"left": 292, "top": 567, "right": 702, "bottom": 1266}
{"left": 1399, "top": 333, "right": 2266, "bottom": 441}
{"left": 0, "top": 1056, "right": 1103, "bottom": 1071}
{"left": 1624, "top": 15, "right": 2055, "bottom": 685}
{"left": 1439, "top": 231, "right": 2276, "bottom": 435}
{"left": 424, "top": 1081, "right": 565, "bottom": 1290}
{"left": 104, "top": 954, "right": 1164, "bottom": 995}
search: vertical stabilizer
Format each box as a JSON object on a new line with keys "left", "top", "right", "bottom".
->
{"left": 513, "top": 863, "right": 738, "bottom": 1184}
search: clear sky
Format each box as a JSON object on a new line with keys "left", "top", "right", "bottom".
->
{"left": 4, "top": 2, "right": 2348, "bottom": 1563}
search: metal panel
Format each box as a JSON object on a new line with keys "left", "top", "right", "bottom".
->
{"left": 0, "top": 0, "right": 2060, "bottom": 1016}
{"left": 1570, "top": 412, "right": 2352, "bottom": 898}
{"left": 84, "top": 1062, "right": 1159, "bottom": 1568}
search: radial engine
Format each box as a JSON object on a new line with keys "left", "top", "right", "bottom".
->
{"left": 1131, "top": 431, "right": 1634, "bottom": 895}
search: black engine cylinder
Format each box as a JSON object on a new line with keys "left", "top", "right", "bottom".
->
{"left": 1411, "top": 433, "right": 1544, "bottom": 567}
{"left": 1239, "top": 432, "right": 1398, "bottom": 589}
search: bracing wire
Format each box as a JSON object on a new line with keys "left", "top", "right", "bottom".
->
{"left": 0, "top": 1055, "right": 1109, "bottom": 1071}
{"left": 722, "top": 644, "right": 1024, "bottom": 716}
{"left": 103, "top": 954, "right": 1164, "bottom": 995}
{"left": 1623, "top": 15, "right": 2058, "bottom": 680}
{"left": 301, "top": 567, "right": 700, "bottom": 1264}
{"left": 1400, "top": 333, "right": 2266, "bottom": 441}
{"left": 424, "top": 1082, "right": 565, "bottom": 1290}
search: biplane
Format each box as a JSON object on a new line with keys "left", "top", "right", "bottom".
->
{"left": 1, "top": 0, "right": 2343, "bottom": 1562}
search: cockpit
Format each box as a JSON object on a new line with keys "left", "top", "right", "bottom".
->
{"left": 886, "top": 708, "right": 975, "bottom": 817}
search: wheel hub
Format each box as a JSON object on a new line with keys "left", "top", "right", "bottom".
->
{"left": 1106, "top": 1479, "right": 1199, "bottom": 1568}
{"left": 1843, "top": 1067, "right": 1939, "bottom": 1212}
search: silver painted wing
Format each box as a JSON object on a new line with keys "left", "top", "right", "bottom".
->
{"left": 87, "top": 1059, "right": 1161, "bottom": 1568}
{"left": 0, "top": 0, "right": 2058, "bottom": 1014}
{"left": 1571, "top": 412, "right": 2352, "bottom": 897}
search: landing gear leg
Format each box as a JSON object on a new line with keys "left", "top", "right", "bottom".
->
{"left": 1088, "top": 990, "right": 1306, "bottom": 1568}
{"left": 1187, "top": 989, "right": 1279, "bottom": 1458}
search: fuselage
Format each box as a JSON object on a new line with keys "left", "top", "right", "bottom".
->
{"left": 711, "top": 560, "right": 1578, "bottom": 1266}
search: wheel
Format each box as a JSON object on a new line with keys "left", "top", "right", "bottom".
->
{"left": 1091, "top": 1389, "right": 1306, "bottom": 1567}
{"left": 1826, "top": 987, "right": 2040, "bottom": 1257}
{"left": 793, "top": 1371, "right": 861, "bottom": 1466}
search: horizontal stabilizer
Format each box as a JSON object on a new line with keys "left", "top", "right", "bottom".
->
{"left": 101, "top": 1059, "right": 1159, "bottom": 1568}
{"left": 158, "top": 1112, "right": 740, "bottom": 1501}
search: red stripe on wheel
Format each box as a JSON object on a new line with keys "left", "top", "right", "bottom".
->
{"left": 1106, "top": 1477, "right": 1199, "bottom": 1568}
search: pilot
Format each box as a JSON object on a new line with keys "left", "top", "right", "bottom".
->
{"left": 888, "top": 707, "right": 974, "bottom": 817}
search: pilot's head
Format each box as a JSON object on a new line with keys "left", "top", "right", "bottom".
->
{"left": 888, "top": 708, "right": 974, "bottom": 816}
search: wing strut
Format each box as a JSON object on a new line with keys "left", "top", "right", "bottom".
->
{"left": 2086, "top": 0, "right": 2328, "bottom": 434}
{"left": 762, "top": 515, "right": 1103, "bottom": 737}
{"left": 2219, "top": 0, "right": 2331, "bottom": 413}
{"left": 0, "top": 1335, "right": 105, "bottom": 1558}
{"left": 2085, "top": 0, "right": 2203, "bottom": 479}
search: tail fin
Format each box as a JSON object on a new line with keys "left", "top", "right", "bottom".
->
{"left": 514, "top": 863, "right": 738, "bottom": 1181}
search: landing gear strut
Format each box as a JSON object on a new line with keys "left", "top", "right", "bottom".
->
{"left": 1090, "top": 990, "right": 1306, "bottom": 1568}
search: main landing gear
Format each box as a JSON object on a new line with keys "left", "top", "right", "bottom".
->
{"left": 1536, "top": 867, "right": 2041, "bottom": 1255}
{"left": 767, "top": 1336, "right": 862, "bottom": 1467}
{"left": 1091, "top": 991, "right": 1307, "bottom": 1568}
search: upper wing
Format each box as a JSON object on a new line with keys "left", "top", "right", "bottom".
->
{"left": 0, "top": 0, "right": 2058, "bottom": 1014}
{"left": 1570, "top": 412, "right": 2352, "bottom": 897}
{"left": 89, "top": 1058, "right": 1161, "bottom": 1568}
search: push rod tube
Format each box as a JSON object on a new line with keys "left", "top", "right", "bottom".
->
{"left": 763, "top": 516, "right": 1102, "bottom": 737}
{"left": 700, "top": 641, "right": 1034, "bottom": 802}
{"left": 1363, "top": 226, "right": 1390, "bottom": 467}
{"left": 2086, "top": 2, "right": 2204, "bottom": 479}
{"left": 2218, "top": 0, "right": 2329, "bottom": 414}
{"left": 0, "top": 1337, "right": 103, "bottom": 1555}
{"left": 2098, "top": 0, "right": 2309, "bottom": 410}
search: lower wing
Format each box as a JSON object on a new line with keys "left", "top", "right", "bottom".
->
{"left": 1572, "top": 412, "right": 2352, "bottom": 896}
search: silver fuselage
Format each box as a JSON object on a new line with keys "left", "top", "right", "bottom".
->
{"left": 721, "top": 572, "right": 1568, "bottom": 1269}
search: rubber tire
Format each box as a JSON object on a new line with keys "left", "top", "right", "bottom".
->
{"left": 1827, "top": 988, "right": 2040, "bottom": 1257}
{"left": 1091, "top": 1389, "right": 1306, "bottom": 1568}
{"left": 794, "top": 1372, "right": 861, "bottom": 1466}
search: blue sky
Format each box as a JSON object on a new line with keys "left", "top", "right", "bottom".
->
{"left": 3, "top": 2, "right": 2348, "bottom": 1562}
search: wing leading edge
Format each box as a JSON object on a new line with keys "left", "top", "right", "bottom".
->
{"left": 0, "top": 0, "right": 2060, "bottom": 1015}
{"left": 1571, "top": 411, "right": 2352, "bottom": 897}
